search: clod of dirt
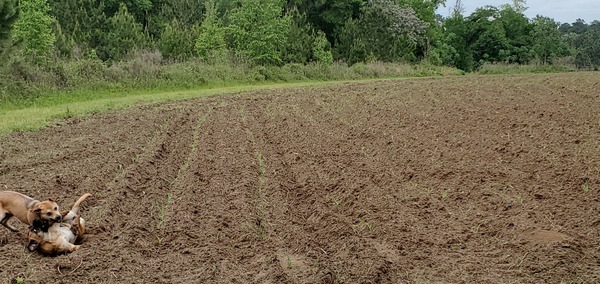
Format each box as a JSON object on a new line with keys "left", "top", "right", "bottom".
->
{"left": 519, "top": 228, "right": 572, "bottom": 245}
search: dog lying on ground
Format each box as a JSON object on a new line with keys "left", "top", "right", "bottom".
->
{"left": 0, "top": 191, "right": 62, "bottom": 232}
{"left": 27, "top": 193, "right": 92, "bottom": 255}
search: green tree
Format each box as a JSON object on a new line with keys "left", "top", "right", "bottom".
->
{"left": 531, "top": 16, "right": 566, "bottom": 64}
{"left": 507, "top": 0, "right": 527, "bottom": 14}
{"left": 396, "top": 0, "right": 446, "bottom": 57}
{"left": 440, "top": 13, "right": 474, "bottom": 70}
{"left": 333, "top": 17, "right": 367, "bottom": 64}
{"left": 157, "top": 0, "right": 204, "bottom": 29}
{"left": 227, "top": 0, "right": 291, "bottom": 65}
{"left": 295, "top": 0, "right": 364, "bottom": 44}
{"left": 194, "top": 0, "right": 227, "bottom": 60}
{"left": 100, "top": 3, "right": 145, "bottom": 61}
{"left": 0, "top": 0, "right": 18, "bottom": 42}
{"left": 498, "top": 4, "right": 533, "bottom": 63}
{"left": 48, "top": 0, "right": 107, "bottom": 51}
{"left": 574, "top": 23, "right": 600, "bottom": 69}
{"left": 104, "top": 0, "right": 152, "bottom": 24}
{"left": 53, "top": 21, "right": 74, "bottom": 56}
{"left": 465, "top": 6, "right": 510, "bottom": 66}
{"left": 567, "top": 18, "right": 589, "bottom": 34}
{"left": 0, "top": 0, "right": 18, "bottom": 59}
{"left": 11, "top": 0, "right": 56, "bottom": 63}
{"left": 282, "top": 6, "right": 314, "bottom": 64}
{"left": 312, "top": 30, "right": 333, "bottom": 64}
{"left": 103, "top": 0, "right": 170, "bottom": 39}
{"left": 159, "top": 18, "right": 196, "bottom": 60}
{"left": 359, "top": 0, "right": 428, "bottom": 62}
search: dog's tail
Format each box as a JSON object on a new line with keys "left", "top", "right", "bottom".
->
{"left": 63, "top": 193, "right": 92, "bottom": 222}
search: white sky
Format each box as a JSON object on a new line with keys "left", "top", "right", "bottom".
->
{"left": 437, "top": 0, "right": 600, "bottom": 24}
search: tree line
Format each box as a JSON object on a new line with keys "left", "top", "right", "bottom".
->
{"left": 1, "top": 0, "right": 599, "bottom": 72}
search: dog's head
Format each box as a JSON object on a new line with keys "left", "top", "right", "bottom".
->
{"left": 30, "top": 199, "right": 61, "bottom": 223}
{"left": 26, "top": 231, "right": 43, "bottom": 252}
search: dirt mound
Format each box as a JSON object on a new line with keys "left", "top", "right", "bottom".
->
{"left": 1, "top": 73, "right": 599, "bottom": 283}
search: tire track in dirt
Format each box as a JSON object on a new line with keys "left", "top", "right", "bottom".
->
{"left": 0, "top": 105, "right": 170, "bottom": 282}
{"left": 245, "top": 78, "right": 600, "bottom": 283}
{"left": 6, "top": 103, "right": 204, "bottom": 283}
{"left": 156, "top": 97, "right": 288, "bottom": 283}
{"left": 77, "top": 106, "right": 201, "bottom": 282}
{"left": 261, "top": 87, "right": 414, "bottom": 283}
{"left": 237, "top": 98, "right": 320, "bottom": 283}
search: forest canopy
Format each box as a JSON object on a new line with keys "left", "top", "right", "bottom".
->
{"left": 0, "top": 0, "right": 598, "bottom": 100}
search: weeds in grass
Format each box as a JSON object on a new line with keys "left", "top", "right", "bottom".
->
{"left": 332, "top": 199, "right": 342, "bottom": 206}
{"left": 15, "top": 275, "right": 24, "bottom": 284}
{"left": 0, "top": 58, "right": 458, "bottom": 109}
{"left": 287, "top": 256, "right": 292, "bottom": 269}
{"left": 63, "top": 106, "right": 72, "bottom": 119}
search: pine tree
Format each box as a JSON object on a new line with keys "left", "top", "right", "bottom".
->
{"left": 159, "top": 18, "right": 196, "bottom": 60}
{"left": 282, "top": 7, "right": 314, "bottom": 64}
{"left": 194, "top": 0, "right": 227, "bottom": 60}
{"left": 100, "top": 3, "right": 144, "bottom": 61}
{"left": 0, "top": 0, "right": 18, "bottom": 42}
{"left": 48, "top": 0, "right": 107, "bottom": 50}
{"left": 0, "top": 0, "right": 18, "bottom": 59}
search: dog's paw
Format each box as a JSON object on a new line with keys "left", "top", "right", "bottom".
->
{"left": 68, "top": 245, "right": 81, "bottom": 253}
{"left": 27, "top": 240, "right": 39, "bottom": 252}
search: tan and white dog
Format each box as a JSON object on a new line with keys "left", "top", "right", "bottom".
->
{"left": 0, "top": 191, "right": 62, "bottom": 232}
{"left": 27, "top": 193, "right": 92, "bottom": 255}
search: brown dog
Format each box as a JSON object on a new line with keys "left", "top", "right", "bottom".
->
{"left": 0, "top": 191, "right": 62, "bottom": 232}
{"left": 27, "top": 193, "right": 92, "bottom": 255}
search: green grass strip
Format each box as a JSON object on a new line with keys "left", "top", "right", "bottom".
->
{"left": 0, "top": 78, "right": 399, "bottom": 135}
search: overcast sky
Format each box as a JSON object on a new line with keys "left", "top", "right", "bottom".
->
{"left": 437, "top": 0, "right": 599, "bottom": 24}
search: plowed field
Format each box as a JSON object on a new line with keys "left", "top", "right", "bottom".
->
{"left": 1, "top": 73, "right": 599, "bottom": 283}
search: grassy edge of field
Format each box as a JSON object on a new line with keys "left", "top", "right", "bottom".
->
{"left": 0, "top": 67, "right": 586, "bottom": 136}
{"left": 0, "top": 77, "right": 411, "bottom": 135}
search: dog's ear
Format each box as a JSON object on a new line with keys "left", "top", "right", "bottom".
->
{"left": 31, "top": 207, "right": 42, "bottom": 214}
{"left": 47, "top": 197, "right": 57, "bottom": 202}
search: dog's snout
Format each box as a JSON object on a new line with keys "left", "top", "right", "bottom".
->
{"left": 53, "top": 215, "right": 62, "bottom": 221}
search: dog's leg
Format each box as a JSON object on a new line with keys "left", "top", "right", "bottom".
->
{"left": 67, "top": 244, "right": 81, "bottom": 253}
{"left": 54, "top": 240, "right": 80, "bottom": 254}
{"left": 0, "top": 210, "right": 18, "bottom": 232}
{"left": 76, "top": 216, "right": 85, "bottom": 236}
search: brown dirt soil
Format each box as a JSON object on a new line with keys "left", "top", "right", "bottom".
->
{"left": 1, "top": 73, "right": 599, "bottom": 283}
